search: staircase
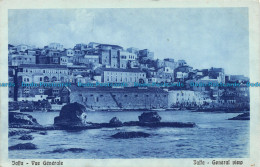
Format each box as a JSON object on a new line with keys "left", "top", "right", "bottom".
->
{"left": 109, "top": 92, "right": 122, "bottom": 109}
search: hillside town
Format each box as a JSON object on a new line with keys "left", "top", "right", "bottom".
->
{"left": 8, "top": 42, "right": 250, "bottom": 111}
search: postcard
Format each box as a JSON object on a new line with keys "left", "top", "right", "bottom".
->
{"left": 0, "top": 0, "right": 260, "bottom": 167}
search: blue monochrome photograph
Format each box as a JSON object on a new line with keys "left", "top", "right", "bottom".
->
{"left": 7, "top": 8, "right": 250, "bottom": 159}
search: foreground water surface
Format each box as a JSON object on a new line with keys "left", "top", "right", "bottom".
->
{"left": 9, "top": 110, "right": 249, "bottom": 159}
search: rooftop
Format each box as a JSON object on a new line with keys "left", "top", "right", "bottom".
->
{"left": 102, "top": 68, "right": 144, "bottom": 73}
{"left": 19, "top": 64, "right": 68, "bottom": 69}
{"left": 70, "top": 85, "right": 167, "bottom": 93}
{"left": 97, "top": 44, "right": 123, "bottom": 49}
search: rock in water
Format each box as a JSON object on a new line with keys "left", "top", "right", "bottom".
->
{"left": 9, "top": 143, "right": 37, "bottom": 150}
{"left": 138, "top": 112, "right": 161, "bottom": 123}
{"left": 9, "top": 129, "right": 34, "bottom": 137}
{"left": 111, "top": 132, "right": 150, "bottom": 139}
{"left": 39, "top": 131, "right": 47, "bottom": 135}
{"left": 9, "top": 112, "right": 39, "bottom": 125}
{"left": 109, "top": 117, "right": 123, "bottom": 126}
{"left": 19, "top": 135, "right": 34, "bottom": 140}
{"left": 228, "top": 112, "right": 250, "bottom": 120}
{"left": 54, "top": 102, "right": 87, "bottom": 126}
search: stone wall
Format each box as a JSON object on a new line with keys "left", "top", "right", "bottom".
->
{"left": 70, "top": 88, "right": 168, "bottom": 110}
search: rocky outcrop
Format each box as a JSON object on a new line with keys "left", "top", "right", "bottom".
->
{"left": 39, "top": 131, "right": 47, "bottom": 135}
{"left": 9, "top": 128, "right": 35, "bottom": 137}
{"left": 54, "top": 102, "right": 88, "bottom": 126}
{"left": 109, "top": 117, "right": 123, "bottom": 126}
{"left": 9, "top": 143, "right": 37, "bottom": 150}
{"left": 138, "top": 112, "right": 161, "bottom": 123}
{"left": 228, "top": 112, "right": 250, "bottom": 120}
{"left": 19, "top": 135, "right": 34, "bottom": 140}
{"left": 8, "top": 111, "right": 196, "bottom": 131}
{"left": 111, "top": 132, "right": 150, "bottom": 139}
{"left": 9, "top": 112, "right": 39, "bottom": 125}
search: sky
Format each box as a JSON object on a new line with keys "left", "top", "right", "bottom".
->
{"left": 8, "top": 8, "right": 249, "bottom": 76}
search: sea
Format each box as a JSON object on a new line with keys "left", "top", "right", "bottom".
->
{"left": 8, "top": 110, "right": 250, "bottom": 159}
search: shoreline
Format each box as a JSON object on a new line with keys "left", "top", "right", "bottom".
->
{"left": 14, "top": 108, "right": 248, "bottom": 113}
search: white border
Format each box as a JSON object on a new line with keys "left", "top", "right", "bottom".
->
{"left": 0, "top": 0, "right": 260, "bottom": 167}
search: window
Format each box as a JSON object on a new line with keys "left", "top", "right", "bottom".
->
{"left": 39, "top": 89, "right": 44, "bottom": 93}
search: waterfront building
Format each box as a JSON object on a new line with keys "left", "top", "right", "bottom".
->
{"left": 168, "top": 90, "right": 212, "bottom": 107}
{"left": 70, "top": 86, "right": 168, "bottom": 110}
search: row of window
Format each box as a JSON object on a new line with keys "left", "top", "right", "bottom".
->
{"left": 12, "top": 57, "right": 33, "bottom": 61}
{"left": 80, "top": 94, "right": 167, "bottom": 98}
{"left": 23, "top": 69, "right": 68, "bottom": 74}
{"left": 106, "top": 77, "right": 139, "bottom": 82}
{"left": 105, "top": 72, "right": 145, "bottom": 77}
{"left": 23, "top": 88, "right": 58, "bottom": 94}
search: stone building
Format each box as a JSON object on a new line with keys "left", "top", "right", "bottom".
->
{"left": 139, "top": 49, "right": 154, "bottom": 61}
{"left": 101, "top": 68, "right": 146, "bottom": 84}
{"left": 168, "top": 90, "right": 210, "bottom": 107}
{"left": 8, "top": 53, "right": 36, "bottom": 66}
{"left": 48, "top": 43, "right": 64, "bottom": 51}
{"left": 147, "top": 67, "right": 174, "bottom": 83}
{"left": 70, "top": 87, "right": 168, "bottom": 110}
{"left": 119, "top": 51, "right": 137, "bottom": 69}
{"left": 62, "top": 49, "right": 74, "bottom": 57}
{"left": 17, "top": 64, "right": 70, "bottom": 83}
{"left": 208, "top": 67, "right": 225, "bottom": 83}
{"left": 110, "top": 49, "right": 120, "bottom": 68}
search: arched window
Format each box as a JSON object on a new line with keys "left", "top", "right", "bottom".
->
{"left": 51, "top": 76, "right": 57, "bottom": 82}
{"left": 44, "top": 76, "right": 49, "bottom": 82}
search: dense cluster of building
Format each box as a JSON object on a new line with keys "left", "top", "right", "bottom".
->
{"left": 8, "top": 42, "right": 250, "bottom": 111}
